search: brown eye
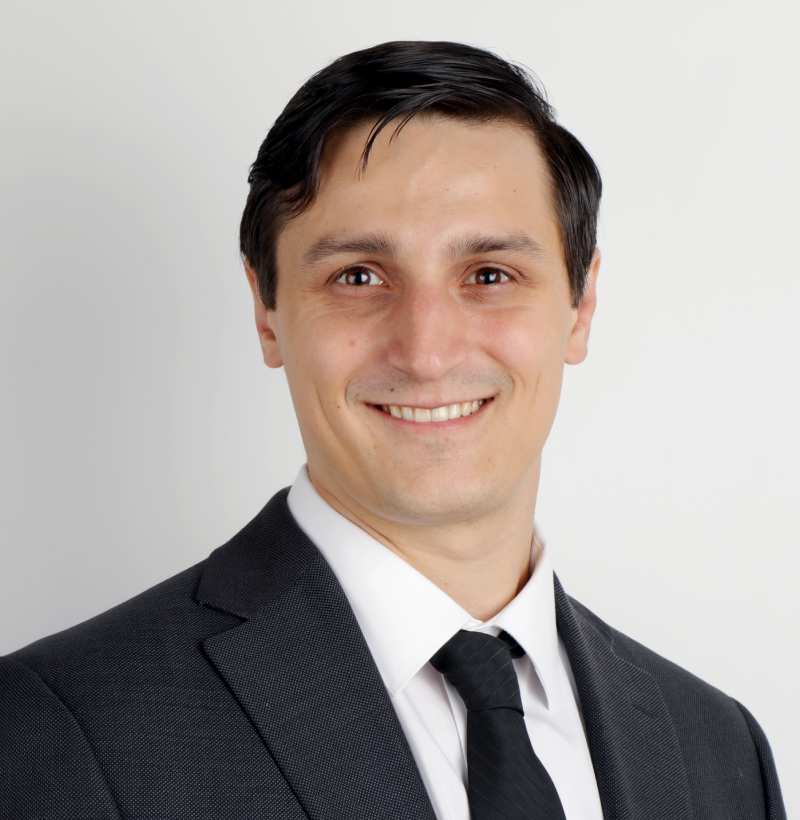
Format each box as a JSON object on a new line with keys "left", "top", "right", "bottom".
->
{"left": 334, "top": 267, "right": 384, "bottom": 287}
{"left": 467, "top": 268, "right": 511, "bottom": 286}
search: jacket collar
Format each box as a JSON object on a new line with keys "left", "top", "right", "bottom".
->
{"left": 196, "top": 487, "right": 693, "bottom": 820}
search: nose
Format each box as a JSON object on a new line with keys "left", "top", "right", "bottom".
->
{"left": 382, "top": 281, "right": 470, "bottom": 382}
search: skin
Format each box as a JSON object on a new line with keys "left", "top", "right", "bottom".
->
{"left": 245, "top": 113, "right": 600, "bottom": 621}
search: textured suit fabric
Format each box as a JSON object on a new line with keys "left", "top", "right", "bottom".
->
{"left": 0, "top": 487, "right": 787, "bottom": 820}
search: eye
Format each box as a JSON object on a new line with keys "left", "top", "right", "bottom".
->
{"left": 332, "top": 265, "right": 513, "bottom": 288}
{"left": 333, "top": 266, "right": 385, "bottom": 287}
{"left": 465, "top": 267, "right": 512, "bottom": 286}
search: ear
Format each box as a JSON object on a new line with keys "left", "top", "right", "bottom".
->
{"left": 564, "top": 247, "right": 601, "bottom": 365}
{"left": 244, "top": 259, "right": 284, "bottom": 368}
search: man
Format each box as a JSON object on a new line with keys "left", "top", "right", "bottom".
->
{"left": 0, "top": 40, "right": 786, "bottom": 819}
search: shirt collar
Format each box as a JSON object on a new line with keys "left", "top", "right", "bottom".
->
{"left": 286, "top": 464, "right": 563, "bottom": 709}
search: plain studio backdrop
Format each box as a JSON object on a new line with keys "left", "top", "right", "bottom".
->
{"left": 1, "top": 0, "right": 797, "bottom": 809}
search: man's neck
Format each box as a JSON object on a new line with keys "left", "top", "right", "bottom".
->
{"left": 309, "top": 470, "right": 540, "bottom": 621}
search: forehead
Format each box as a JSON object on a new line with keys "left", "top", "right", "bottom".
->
{"left": 277, "top": 113, "right": 561, "bottom": 262}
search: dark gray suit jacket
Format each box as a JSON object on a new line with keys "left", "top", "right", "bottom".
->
{"left": 0, "top": 487, "right": 787, "bottom": 819}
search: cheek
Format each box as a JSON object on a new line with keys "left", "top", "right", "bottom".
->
{"left": 284, "top": 304, "right": 340, "bottom": 368}
{"left": 484, "top": 310, "right": 562, "bottom": 386}
{"left": 284, "top": 314, "right": 365, "bottom": 410}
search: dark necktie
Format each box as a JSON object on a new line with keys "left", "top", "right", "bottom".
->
{"left": 430, "top": 629, "right": 567, "bottom": 820}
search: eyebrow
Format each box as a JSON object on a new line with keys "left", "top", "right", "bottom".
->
{"left": 301, "top": 230, "right": 547, "bottom": 266}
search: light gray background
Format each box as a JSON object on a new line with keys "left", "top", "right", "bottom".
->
{"left": 2, "top": 0, "right": 797, "bottom": 809}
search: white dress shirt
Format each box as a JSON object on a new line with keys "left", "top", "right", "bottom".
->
{"left": 287, "top": 464, "right": 604, "bottom": 820}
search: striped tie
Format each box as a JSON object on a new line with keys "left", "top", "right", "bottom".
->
{"left": 430, "top": 629, "right": 567, "bottom": 819}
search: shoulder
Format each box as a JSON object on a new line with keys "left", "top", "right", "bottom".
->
{"left": 568, "top": 591, "right": 751, "bottom": 724}
{"left": 1, "top": 557, "right": 237, "bottom": 701}
{"left": 0, "top": 558, "right": 242, "bottom": 813}
{"left": 566, "top": 593, "right": 786, "bottom": 818}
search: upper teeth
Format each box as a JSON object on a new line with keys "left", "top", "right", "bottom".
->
{"left": 380, "top": 399, "right": 487, "bottom": 423}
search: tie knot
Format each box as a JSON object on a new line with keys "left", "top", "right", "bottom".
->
{"left": 430, "top": 629, "right": 525, "bottom": 713}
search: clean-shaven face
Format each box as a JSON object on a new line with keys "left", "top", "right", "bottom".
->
{"left": 247, "top": 114, "right": 597, "bottom": 530}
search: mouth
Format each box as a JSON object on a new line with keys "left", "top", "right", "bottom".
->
{"left": 366, "top": 395, "right": 496, "bottom": 429}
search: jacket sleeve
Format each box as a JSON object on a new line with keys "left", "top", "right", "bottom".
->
{"left": 0, "top": 656, "right": 122, "bottom": 820}
{"left": 733, "top": 698, "right": 787, "bottom": 820}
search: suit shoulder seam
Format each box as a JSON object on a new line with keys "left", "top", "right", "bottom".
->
{"left": 731, "top": 697, "right": 767, "bottom": 770}
{"left": 2, "top": 655, "right": 124, "bottom": 818}
{"left": 731, "top": 697, "right": 785, "bottom": 819}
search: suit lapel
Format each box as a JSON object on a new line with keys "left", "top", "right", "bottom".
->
{"left": 195, "top": 488, "right": 437, "bottom": 820}
{"left": 195, "top": 485, "right": 693, "bottom": 820}
{"left": 553, "top": 575, "right": 694, "bottom": 820}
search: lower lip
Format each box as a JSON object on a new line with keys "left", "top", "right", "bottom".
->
{"left": 367, "top": 397, "right": 495, "bottom": 430}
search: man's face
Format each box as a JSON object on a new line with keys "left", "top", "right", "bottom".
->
{"left": 246, "top": 114, "right": 599, "bottom": 529}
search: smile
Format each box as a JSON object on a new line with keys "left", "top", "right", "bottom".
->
{"left": 368, "top": 396, "right": 495, "bottom": 426}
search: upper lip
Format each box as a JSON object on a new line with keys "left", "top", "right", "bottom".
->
{"left": 368, "top": 395, "right": 496, "bottom": 409}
